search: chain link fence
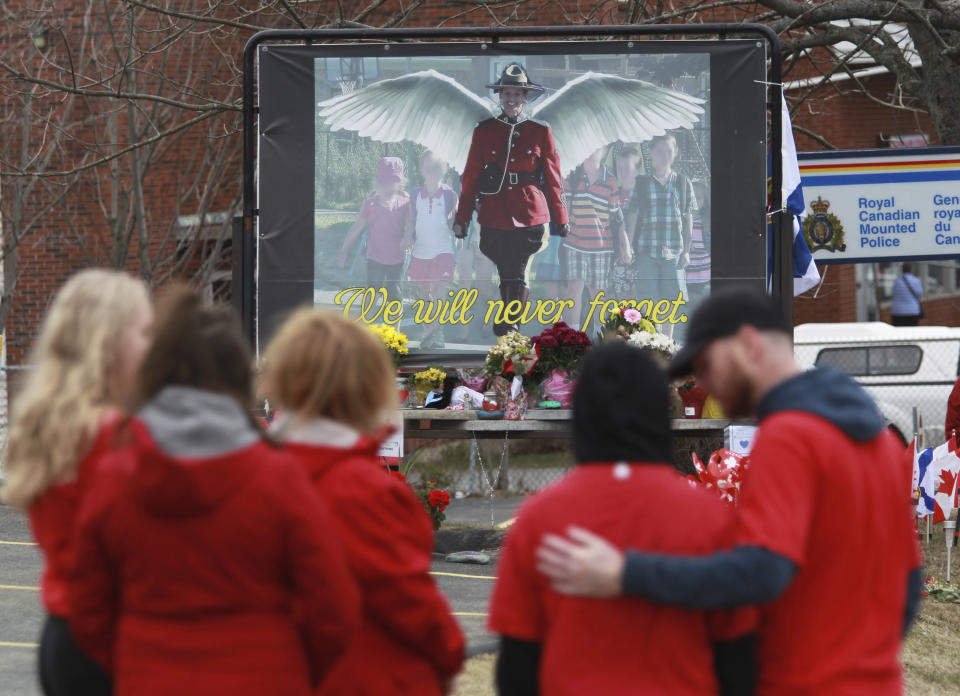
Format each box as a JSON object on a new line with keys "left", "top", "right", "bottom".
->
{"left": 403, "top": 435, "right": 575, "bottom": 497}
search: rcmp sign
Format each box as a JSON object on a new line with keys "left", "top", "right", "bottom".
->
{"left": 797, "top": 147, "right": 960, "bottom": 263}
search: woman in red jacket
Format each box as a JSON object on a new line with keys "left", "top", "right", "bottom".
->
{"left": 262, "top": 309, "right": 465, "bottom": 695}
{"left": 1, "top": 269, "right": 153, "bottom": 696}
{"left": 68, "top": 287, "right": 361, "bottom": 696}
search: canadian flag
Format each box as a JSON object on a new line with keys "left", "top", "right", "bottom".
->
{"left": 918, "top": 441, "right": 960, "bottom": 524}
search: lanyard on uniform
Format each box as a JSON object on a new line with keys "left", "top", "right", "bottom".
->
{"left": 482, "top": 119, "right": 518, "bottom": 197}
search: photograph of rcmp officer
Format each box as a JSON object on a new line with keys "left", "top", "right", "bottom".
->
{"left": 453, "top": 63, "right": 570, "bottom": 337}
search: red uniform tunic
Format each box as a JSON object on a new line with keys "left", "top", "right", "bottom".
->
{"left": 70, "top": 417, "right": 360, "bottom": 696}
{"left": 282, "top": 420, "right": 465, "bottom": 696}
{"left": 28, "top": 415, "right": 120, "bottom": 619}
{"left": 736, "top": 413, "right": 921, "bottom": 696}
{"left": 455, "top": 115, "right": 568, "bottom": 230}
{"left": 489, "top": 463, "right": 753, "bottom": 696}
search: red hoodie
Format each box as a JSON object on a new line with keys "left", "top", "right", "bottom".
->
{"left": 70, "top": 388, "right": 361, "bottom": 696}
{"left": 28, "top": 412, "right": 122, "bottom": 618}
{"left": 279, "top": 417, "right": 465, "bottom": 696}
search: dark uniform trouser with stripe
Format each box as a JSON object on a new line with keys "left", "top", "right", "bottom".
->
{"left": 479, "top": 224, "right": 548, "bottom": 336}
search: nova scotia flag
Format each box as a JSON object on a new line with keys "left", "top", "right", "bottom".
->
{"left": 781, "top": 96, "right": 820, "bottom": 295}
{"left": 918, "top": 437, "right": 960, "bottom": 522}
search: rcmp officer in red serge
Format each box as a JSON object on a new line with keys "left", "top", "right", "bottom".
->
{"left": 453, "top": 63, "right": 569, "bottom": 337}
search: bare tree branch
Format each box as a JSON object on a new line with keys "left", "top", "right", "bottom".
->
{"left": 121, "top": 0, "right": 261, "bottom": 32}
{"left": 2, "top": 109, "right": 227, "bottom": 178}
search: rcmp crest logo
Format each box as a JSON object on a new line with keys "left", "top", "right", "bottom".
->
{"left": 802, "top": 196, "right": 846, "bottom": 252}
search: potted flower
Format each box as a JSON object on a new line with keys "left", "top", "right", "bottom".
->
{"left": 485, "top": 331, "right": 538, "bottom": 420}
{"left": 531, "top": 322, "right": 591, "bottom": 408}
{"left": 676, "top": 376, "right": 708, "bottom": 419}
{"left": 413, "top": 367, "right": 446, "bottom": 405}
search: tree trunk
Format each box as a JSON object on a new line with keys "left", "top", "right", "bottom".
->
{"left": 909, "top": 24, "right": 960, "bottom": 144}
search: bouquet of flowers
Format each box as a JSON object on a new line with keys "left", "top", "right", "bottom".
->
{"left": 600, "top": 303, "right": 656, "bottom": 341}
{"left": 457, "top": 367, "right": 488, "bottom": 393}
{"left": 626, "top": 328, "right": 679, "bottom": 360}
{"left": 600, "top": 304, "right": 679, "bottom": 362}
{"left": 531, "top": 322, "right": 591, "bottom": 380}
{"left": 485, "top": 331, "right": 537, "bottom": 380}
{"left": 530, "top": 322, "right": 591, "bottom": 408}
{"left": 368, "top": 323, "right": 409, "bottom": 368}
{"left": 484, "top": 331, "right": 538, "bottom": 419}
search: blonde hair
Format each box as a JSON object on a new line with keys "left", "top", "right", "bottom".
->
{"left": 262, "top": 308, "right": 396, "bottom": 433}
{"left": 1, "top": 269, "right": 150, "bottom": 509}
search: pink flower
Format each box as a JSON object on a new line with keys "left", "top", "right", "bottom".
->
{"left": 623, "top": 308, "right": 642, "bottom": 324}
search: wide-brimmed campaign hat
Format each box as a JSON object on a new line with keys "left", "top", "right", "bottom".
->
{"left": 486, "top": 63, "right": 544, "bottom": 100}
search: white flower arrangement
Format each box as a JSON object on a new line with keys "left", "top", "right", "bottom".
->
{"left": 626, "top": 328, "right": 680, "bottom": 357}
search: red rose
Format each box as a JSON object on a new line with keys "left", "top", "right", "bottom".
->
{"left": 389, "top": 471, "right": 407, "bottom": 483}
{"left": 428, "top": 489, "right": 451, "bottom": 512}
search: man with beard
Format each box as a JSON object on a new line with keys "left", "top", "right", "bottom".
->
{"left": 535, "top": 289, "right": 923, "bottom": 696}
{"left": 454, "top": 63, "right": 568, "bottom": 337}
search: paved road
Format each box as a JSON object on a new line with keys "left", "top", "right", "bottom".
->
{"left": 0, "top": 503, "right": 501, "bottom": 695}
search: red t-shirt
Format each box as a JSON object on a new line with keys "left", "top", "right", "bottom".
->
{"left": 737, "top": 412, "right": 921, "bottom": 696}
{"left": 489, "top": 463, "right": 754, "bottom": 696}
{"left": 359, "top": 193, "right": 410, "bottom": 266}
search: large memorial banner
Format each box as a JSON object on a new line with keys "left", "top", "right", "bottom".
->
{"left": 256, "top": 39, "right": 769, "bottom": 356}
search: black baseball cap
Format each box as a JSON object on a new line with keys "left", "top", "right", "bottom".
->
{"left": 667, "top": 288, "right": 792, "bottom": 378}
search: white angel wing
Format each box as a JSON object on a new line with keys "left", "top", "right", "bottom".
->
{"left": 530, "top": 72, "right": 705, "bottom": 177}
{"left": 318, "top": 70, "right": 497, "bottom": 174}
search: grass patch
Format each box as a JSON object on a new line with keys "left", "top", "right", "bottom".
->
{"left": 452, "top": 653, "right": 495, "bottom": 696}
{"left": 315, "top": 211, "right": 358, "bottom": 228}
{"left": 903, "top": 524, "right": 960, "bottom": 695}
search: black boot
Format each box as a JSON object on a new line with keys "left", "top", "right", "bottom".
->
{"left": 493, "top": 280, "right": 528, "bottom": 336}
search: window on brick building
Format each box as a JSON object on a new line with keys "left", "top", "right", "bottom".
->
{"left": 876, "top": 261, "right": 959, "bottom": 303}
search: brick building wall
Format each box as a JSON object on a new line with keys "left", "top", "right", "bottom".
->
{"left": 786, "top": 70, "right": 958, "bottom": 328}
{"left": 0, "top": 3, "right": 245, "bottom": 365}
{"left": 1, "top": 0, "right": 948, "bottom": 366}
